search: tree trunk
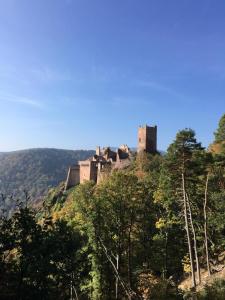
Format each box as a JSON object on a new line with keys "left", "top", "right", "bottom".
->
{"left": 127, "top": 221, "right": 133, "bottom": 289}
{"left": 115, "top": 254, "right": 119, "bottom": 299}
{"left": 163, "top": 231, "right": 168, "bottom": 279}
{"left": 186, "top": 193, "right": 201, "bottom": 284}
{"left": 204, "top": 173, "right": 211, "bottom": 276}
{"left": 182, "top": 173, "right": 196, "bottom": 289}
{"left": 98, "top": 237, "right": 139, "bottom": 300}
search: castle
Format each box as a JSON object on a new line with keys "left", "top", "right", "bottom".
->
{"left": 65, "top": 124, "right": 157, "bottom": 190}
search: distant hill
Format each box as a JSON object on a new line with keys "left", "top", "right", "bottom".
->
{"left": 0, "top": 148, "right": 94, "bottom": 215}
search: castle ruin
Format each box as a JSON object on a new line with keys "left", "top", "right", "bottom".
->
{"left": 65, "top": 124, "right": 157, "bottom": 190}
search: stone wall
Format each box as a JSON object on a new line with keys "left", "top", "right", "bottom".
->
{"left": 79, "top": 161, "right": 91, "bottom": 184}
{"left": 64, "top": 165, "right": 80, "bottom": 190}
{"left": 79, "top": 160, "right": 98, "bottom": 183}
{"left": 65, "top": 124, "right": 158, "bottom": 190}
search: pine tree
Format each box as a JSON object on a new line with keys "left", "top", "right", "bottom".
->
{"left": 156, "top": 129, "right": 203, "bottom": 287}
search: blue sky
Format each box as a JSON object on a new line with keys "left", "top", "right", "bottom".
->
{"left": 0, "top": 0, "right": 224, "bottom": 151}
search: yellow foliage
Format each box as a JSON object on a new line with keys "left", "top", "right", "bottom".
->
{"left": 182, "top": 255, "right": 191, "bottom": 273}
{"left": 155, "top": 218, "right": 167, "bottom": 229}
{"left": 208, "top": 141, "right": 225, "bottom": 154}
{"left": 153, "top": 189, "right": 163, "bottom": 203}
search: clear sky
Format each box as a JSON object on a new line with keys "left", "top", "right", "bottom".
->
{"left": 0, "top": 0, "right": 224, "bottom": 151}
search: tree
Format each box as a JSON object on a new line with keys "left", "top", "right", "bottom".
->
{"left": 214, "top": 113, "right": 225, "bottom": 143}
{"left": 0, "top": 197, "right": 84, "bottom": 300}
{"left": 203, "top": 172, "right": 211, "bottom": 276}
{"left": 156, "top": 129, "right": 203, "bottom": 288}
{"left": 70, "top": 171, "right": 156, "bottom": 299}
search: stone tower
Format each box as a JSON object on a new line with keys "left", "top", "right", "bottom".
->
{"left": 138, "top": 124, "right": 157, "bottom": 153}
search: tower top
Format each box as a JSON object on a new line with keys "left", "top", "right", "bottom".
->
{"left": 139, "top": 124, "right": 157, "bottom": 128}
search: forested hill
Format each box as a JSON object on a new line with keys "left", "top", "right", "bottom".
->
{"left": 0, "top": 114, "right": 224, "bottom": 299}
{"left": 0, "top": 148, "right": 94, "bottom": 214}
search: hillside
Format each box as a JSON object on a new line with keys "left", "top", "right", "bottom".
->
{"left": 0, "top": 148, "right": 94, "bottom": 214}
{"left": 0, "top": 119, "right": 224, "bottom": 298}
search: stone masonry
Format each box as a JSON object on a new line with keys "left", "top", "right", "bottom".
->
{"left": 65, "top": 124, "right": 157, "bottom": 190}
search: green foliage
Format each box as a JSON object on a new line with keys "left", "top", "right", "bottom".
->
{"left": 197, "top": 279, "right": 225, "bottom": 300}
{"left": 214, "top": 113, "right": 225, "bottom": 143}
{"left": 184, "top": 279, "right": 225, "bottom": 300}
{"left": 0, "top": 205, "right": 84, "bottom": 299}
{"left": 0, "top": 148, "right": 94, "bottom": 215}
{"left": 55, "top": 170, "right": 160, "bottom": 298}
{"left": 149, "top": 279, "right": 183, "bottom": 300}
{"left": 1, "top": 116, "right": 225, "bottom": 299}
{"left": 153, "top": 129, "right": 204, "bottom": 277}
